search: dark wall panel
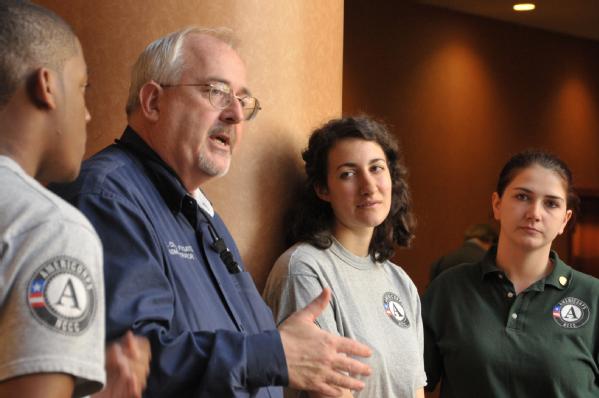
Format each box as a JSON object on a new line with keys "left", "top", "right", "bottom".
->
{"left": 344, "top": 1, "right": 599, "bottom": 292}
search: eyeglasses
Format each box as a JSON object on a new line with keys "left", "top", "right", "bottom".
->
{"left": 160, "top": 81, "right": 261, "bottom": 121}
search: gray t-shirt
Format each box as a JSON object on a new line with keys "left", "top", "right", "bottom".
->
{"left": 263, "top": 238, "right": 427, "bottom": 398}
{"left": 0, "top": 156, "right": 105, "bottom": 397}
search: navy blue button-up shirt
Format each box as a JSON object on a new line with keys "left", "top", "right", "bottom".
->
{"left": 52, "top": 127, "right": 287, "bottom": 397}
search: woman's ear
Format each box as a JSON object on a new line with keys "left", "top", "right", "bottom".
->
{"left": 28, "top": 67, "right": 59, "bottom": 110}
{"left": 558, "top": 209, "right": 573, "bottom": 235}
{"left": 491, "top": 192, "right": 501, "bottom": 221}
{"left": 138, "top": 81, "right": 163, "bottom": 122}
{"left": 315, "top": 184, "right": 330, "bottom": 202}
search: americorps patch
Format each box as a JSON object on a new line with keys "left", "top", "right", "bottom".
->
{"left": 383, "top": 291, "right": 410, "bottom": 328}
{"left": 27, "top": 256, "right": 96, "bottom": 335}
{"left": 552, "top": 296, "right": 590, "bottom": 329}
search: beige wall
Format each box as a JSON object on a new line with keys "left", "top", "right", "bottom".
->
{"left": 38, "top": 0, "right": 344, "bottom": 290}
{"left": 344, "top": 2, "right": 599, "bottom": 294}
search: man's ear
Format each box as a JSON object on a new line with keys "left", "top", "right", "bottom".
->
{"left": 138, "top": 81, "right": 163, "bottom": 122}
{"left": 315, "top": 184, "right": 330, "bottom": 202}
{"left": 28, "top": 67, "right": 59, "bottom": 110}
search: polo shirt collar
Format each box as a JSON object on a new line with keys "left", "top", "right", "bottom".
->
{"left": 544, "top": 251, "right": 572, "bottom": 290}
{"left": 480, "top": 246, "right": 572, "bottom": 291}
{"left": 480, "top": 246, "right": 501, "bottom": 279}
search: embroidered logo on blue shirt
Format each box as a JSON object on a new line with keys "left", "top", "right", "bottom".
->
{"left": 167, "top": 241, "right": 196, "bottom": 260}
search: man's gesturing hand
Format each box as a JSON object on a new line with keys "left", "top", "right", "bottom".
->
{"left": 278, "top": 288, "right": 372, "bottom": 397}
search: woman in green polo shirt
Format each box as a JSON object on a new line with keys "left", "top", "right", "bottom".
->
{"left": 423, "top": 149, "right": 599, "bottom": 397}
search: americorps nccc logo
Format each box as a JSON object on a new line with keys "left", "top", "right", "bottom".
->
{"left": 383, "top": 291, "right": 410, "bottom": 328}
{"left": 552, "top": 296, "right": 590, "bottom": 329}
{"left": 27, "top": 256, "right": 96, "bottom": 335}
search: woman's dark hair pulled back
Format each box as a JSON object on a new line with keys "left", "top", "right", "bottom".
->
{"left": 496, "top": 149, "right": 579, "bottom": 213}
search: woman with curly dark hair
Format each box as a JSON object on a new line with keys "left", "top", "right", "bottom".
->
{"left": 263, "top": 116, "right": 425, "bottom": 398}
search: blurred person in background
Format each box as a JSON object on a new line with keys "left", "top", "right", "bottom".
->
{"left": 429, "top": 223, "right": 497, "bottom": 282}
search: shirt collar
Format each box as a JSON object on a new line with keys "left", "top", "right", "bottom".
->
{"left": 480, "top": 246, "right": 502, "bottom": 279}
{"left": 117, "top": 126, "right": 214, "bottom": 217}
{"left": 0, "top": 154, "right": 27, "bottom": 175}
{"left": 193, "top": 188, "right": 214, "bottom": 217}
{"left": 480, "top": 246, "right": 572, "bottom": 290}
{"left": 544, "top": 251, "right": 573, "bottom": 290}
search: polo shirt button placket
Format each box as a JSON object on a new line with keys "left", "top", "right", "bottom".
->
{"left": 506, "top": 310, "right": 520, "bottom": 329}
{"left": 505, "top": 281, "right": 522, "bottom": 329}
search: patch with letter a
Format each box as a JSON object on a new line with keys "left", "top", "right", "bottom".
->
{"left": 383, "top": 292, "right": 410, "bottom": 328}
{"left": 27, "top": 256, "right": 96, "bottom": 335}
{"left": 552, "top": 297, "right": 590, "bottom": 329}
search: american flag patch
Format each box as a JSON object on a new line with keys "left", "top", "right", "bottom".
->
{"left": 28, "top": 278, "right": 46, "bottom": 308}
{"left": 552, "top": 305, "right": 561, "bottom": 318}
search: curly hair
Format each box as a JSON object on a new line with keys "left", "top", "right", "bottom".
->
{"left": 288, "top": 115, "right": 415, "bottom": 262}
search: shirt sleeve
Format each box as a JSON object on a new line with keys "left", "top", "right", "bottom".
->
{"left": 265, "top": 254, "right": 341, "bottom": 336}
{"left": 0, "top": 219, "right": 105, "bottom": 397}
{"left": 430, "top": 256, "right": 446, "bottom": 282}
{"left": 70, "top": 191, "right": 286, "bottom": 396}
{"left": 409, "top": 278, "right": 428, "bottom": 389}
{"left": 422, "top": 284, "right": 443, "bottom": 392}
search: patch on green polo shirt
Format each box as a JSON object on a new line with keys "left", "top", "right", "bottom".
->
{"left": 383, "top": 292, "right": 410, "bottom": 328}
{"left": 552, "top": 297, "right": 590, "bottom": 329}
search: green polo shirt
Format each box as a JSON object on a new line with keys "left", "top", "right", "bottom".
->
{"left": 422, "top": 247, "right": 599, "bottom": 397}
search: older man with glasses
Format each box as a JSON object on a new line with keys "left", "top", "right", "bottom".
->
{"left": 52, "top": 27, "right": 372, "bottom": 398}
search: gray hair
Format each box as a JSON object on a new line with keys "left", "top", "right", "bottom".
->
{"left": 125, "top": 26, "right": 236, "bottom": 115}
{"left": 0, "top": 0, "right": 78, "bottom": 108}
